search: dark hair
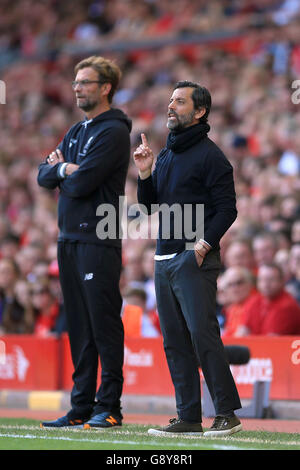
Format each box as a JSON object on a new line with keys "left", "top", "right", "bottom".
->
{"left": 259, "top": 263, "right": 284, "bottom": 280}
{"left": 174, "top": 80, "right": 211, "bottom": 123}
{"left": 253, "top": 230, "right": 278, "bottom": 247}
{"left": 124, "top": 288, "right": 147, "bottom": 302}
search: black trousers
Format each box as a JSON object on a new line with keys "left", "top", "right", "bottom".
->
{"left": 155, "top": 249, "right": 241, "bottom": 422}
{"left": 57, "top": 242, "right": 124, "bottom": 419}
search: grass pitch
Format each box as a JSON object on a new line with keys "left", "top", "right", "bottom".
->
{"left": 0, "top": 418, "right": 299, "bottom": 451}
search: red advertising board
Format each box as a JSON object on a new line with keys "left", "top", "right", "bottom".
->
{"left": 0, "top": 335, "right": 60, "bottom": 390}
{"left": 0, "top": 334, "right": 299, "bottom": 400}
{"left": 60, "top": 335, "right": 174, "bottom": 395}
{"left": 223, "top": 336, "right": 300, "bottom": 400}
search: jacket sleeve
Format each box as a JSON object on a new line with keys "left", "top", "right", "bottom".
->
{"left": 59, "top": 126, "right": 129, "bottom": 198}
{"left": 137, "top": 151, "right": 164, "bottom": 215}
{"left": 37, "top": 142, "right": 65, "bottom": 190}
{"left": 137, "top": 175, "right": 158, "bottom": 215}
{"left": 203, "top": 149, "right": 238, "bottom": 248}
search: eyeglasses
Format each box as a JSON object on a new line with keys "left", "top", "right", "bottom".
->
{"left": 226, "top": 279, "right": 246, "bottom": 288}
{"left": 71, "top": 80, "right": 103, "bottom": 89}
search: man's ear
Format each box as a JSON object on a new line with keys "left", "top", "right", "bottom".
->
{"left": 101, "top": 83, "right": 112, "bottom": 98}
{"left": 195, "top": 107, "right": 206, "bottom": 120}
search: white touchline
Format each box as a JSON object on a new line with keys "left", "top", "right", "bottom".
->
{"left": 0, "top": 432, "right": 253, "bottom": 450}
{"left": 0, "top": 427, "right": 298, "bottom": 448}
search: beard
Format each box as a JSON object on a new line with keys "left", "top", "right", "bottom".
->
{"left": 167, "top": 110, "right": 197, "bottom": 131}
{"left": 77, "top": 97, "right": 98, "bottom": 112}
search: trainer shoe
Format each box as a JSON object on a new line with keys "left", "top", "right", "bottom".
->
{"left": 203, "top": 414, "right": 242, "bottom": 437}
{"left": 148, "top": 417, "right": 203, "bottom": 436}
{"left": 40, "top": 415, "right": 87, "bottom": 428}
{"left": 83, "top": 411, "right": 122, "bottom": 429}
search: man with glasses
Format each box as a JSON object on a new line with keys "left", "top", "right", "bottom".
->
{"left": 38, "top": 56, "right": 131, "bottom": 429}
{"left": 221, "top": 266, "right": 257, "bottom": 338}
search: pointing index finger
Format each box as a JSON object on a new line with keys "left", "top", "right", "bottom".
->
{"left": 141, "top": 133, "right": 149, "bottom": 148}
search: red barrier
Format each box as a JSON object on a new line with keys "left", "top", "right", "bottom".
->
{"left": 222, "top": 336, "right": 300, "bottom": 400}
{"left": 60, "top": 335, "right": 174, "bottom": 395}
{"left": 0, "top": 335, "right": 60, "bottom": 390}
{"left": 0, "top": 334, "right": 299, "bottom": 400}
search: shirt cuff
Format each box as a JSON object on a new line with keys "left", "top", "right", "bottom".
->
{"left": 57, "top": 162, "right": 68, "bottom": 179}
{"left": 199, "top": 239, "right": 212, "bottom": 248}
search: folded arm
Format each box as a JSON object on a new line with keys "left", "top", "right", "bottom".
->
{"left": 37, "top": 147, "right": 78, "bottom": 189}
{"left": 59, "top": 127, "right": 128, "bottom": 198}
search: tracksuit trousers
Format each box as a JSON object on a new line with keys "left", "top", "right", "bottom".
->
{"left": 155, "top": 249, "right": 241, "bottom": 422}
{"left": 57, "top": 241, "right": 124, "bottom": 419}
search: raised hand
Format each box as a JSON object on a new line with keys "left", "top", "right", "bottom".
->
{"left": 133, "top": 133, "right": 154, "bottom": 179}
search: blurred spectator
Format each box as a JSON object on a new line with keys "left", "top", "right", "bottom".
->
{"left": 279, "top": 195, "right": 299, "bottom": 220}
{"left": 31, "top": 259, "right": 50, "bottom": 281}
{"left": 237, "top": 263, "right": 300, "bottom": 336}
{"left": 291, "top": 219, "right": 300, "bottom": 243}
{"left": 0, "top": 233, "right": 20, "bottom": 259}
{"left": 285, "top": 243, "right": 300, "bottom": 304}
{"left": 30, "top": 278, "right": 60, "bottom": 337}
{"left": 221, "top": 266, "right": 258, "bottom": 338}
{"left": 252, "top": 231, "right": 278, "bottom": 267}
{"left": 14, "top": 279, "right": 36, "bottom": 332}
{"left": 122, "top": 287, "right": 161, "bottom": 338}
{"left": 15, "top": 243, "right": 44, "bottom": 280}
{"left": 141, "top": 243, "right": 156, "bottom": 312}
{"left": 216, "top": 273, "right": 229, "bottom": 331}
{"left": 0, "top": 257, "right": 34, "bottom": 333}
{"left": 47, "top": 259, "right": 67, "bottom": 334}
{"left": 274, "top": 248, "right": 291, "bottom": 282}
{"left": 257, "top": 195, "right": 279, "bottom": 227}
{"left": 223, "top": 238, "right": 256, "bottom": 272}
{"left": 266, "top": 215, "right": 291, "bottom": 235}
{"left": 122, "top": 242, "right": 146, "bottom": 284}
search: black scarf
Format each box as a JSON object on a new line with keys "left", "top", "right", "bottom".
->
{"left": 166, "top": 122, "right": 210, "bottom": 153}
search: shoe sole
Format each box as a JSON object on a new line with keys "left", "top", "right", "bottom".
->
{"left": 148, "top": 428, "right": 203, "bottom": 436}
{"left": 83, "top": 423, "right": 121, "bottom": 430}
{"left": 203, "top": 423, "right": 242, "bottom": 437}
{"left": 40, "top": 423, "right": 84, "bottom": 429}
{"left": 40, "top": 424, "right": 84, "bottom": 429}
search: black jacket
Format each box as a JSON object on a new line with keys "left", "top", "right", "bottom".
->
{"left": 38, "top": 108, "right": 132, "bottom": 246}
{"left": 137, "top": 123, "right": 237, "bottom": 254}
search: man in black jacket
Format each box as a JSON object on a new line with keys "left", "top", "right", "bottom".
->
{"left": 38, "top": 56, "right": 131, "bottom": 429}
{"left": 133, "top": 81, "right": 242, "bottom": 437}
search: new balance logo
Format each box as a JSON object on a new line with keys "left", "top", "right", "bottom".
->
{"left": 106, "top": 416, "right": 118, "bottom": 425}
{"left": 84, "top": 273, "right": 94, "bottom": 281}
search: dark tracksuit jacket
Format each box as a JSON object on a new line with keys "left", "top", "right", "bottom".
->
{"left": 37, "top": 108, "right": 131, "bottom": 419}
{"left": 137, "top": 123, "right": 241, "bottom": 420}
{"left": 38, "top": 108, "right": 132, "bottom": 246}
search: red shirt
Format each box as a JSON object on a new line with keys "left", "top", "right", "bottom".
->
{"left": 222, "top": 289, "right": 258, "bottom": 338}
{"left": 243, "top": 290, "right": 300, "bottom": 335}
{"left": 34, "top": 302, "right": 59, "bottom": 337}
